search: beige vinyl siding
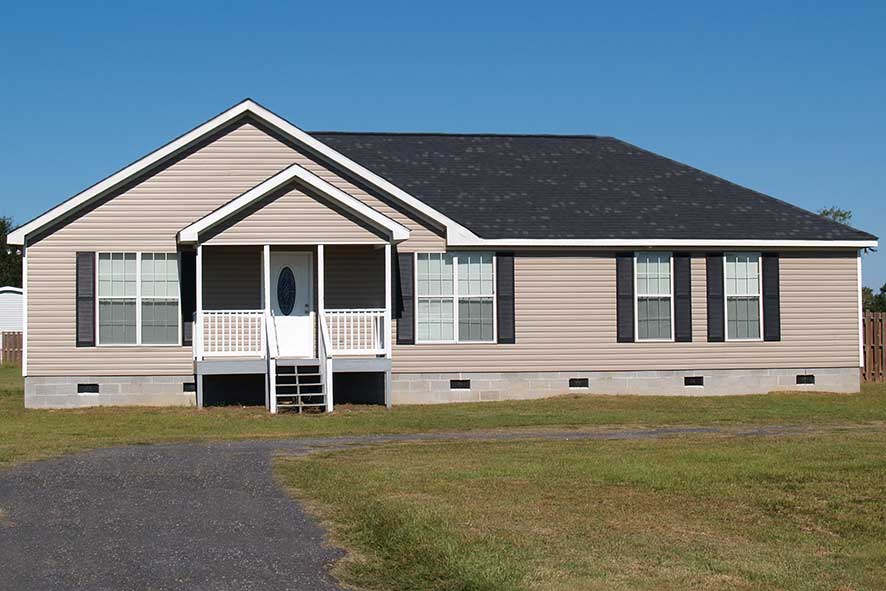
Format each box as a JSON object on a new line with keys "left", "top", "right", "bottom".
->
{"left": 26, "top": 122, "right": 297, "bottom": 376}
{"left": 204, "top": 183, "right": 386, "bottom": 246}
{"left": 324, "top": 246, "right": 385, "bottom": 308}
{"left": 26, "top": 120, "right": 440, "bottom": 376}
{"left": 203, "top": 246, "right": 261, "bottom": 310}
{"left": 392, "top": 251, "right": 860, "bottom": 373}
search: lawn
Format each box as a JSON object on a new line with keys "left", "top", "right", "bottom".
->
{"left": 3, "top": 366, "right": 886, "bottom": 589}
{"left": 1, "top": 365, "right": 886, "bottom": 468}
{"left": 277, "top": 429, "right": 886, "bottom": 591}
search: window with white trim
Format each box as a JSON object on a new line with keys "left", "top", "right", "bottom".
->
{"left": 141, "top": 253, "right": 180, "bottom": 344}
{"left": 416, "top": 252, "right": 495, "bottom": 343}
{"left": 724, "top": 252, "right": 761, "bottom": 340}
{"left": 635, "top": 251, "right": 673, "bottom": 341}
{"left": 97, "top": 252, "right": 180, "bottom": 345}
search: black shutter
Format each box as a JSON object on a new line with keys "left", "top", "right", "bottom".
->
{"left": 395, "top": 252, "right": 414, "bottom": 345}
{"left": 496, "top": 253, "right": 515, "bottom": 344}
{"left": 762, "top": 253, "right": 781, "bottom": 341}
{"left": 674, "top": 252, "right": 692, "bottom": 342}
{"left": 179, "top": 250, "right": 197, "bottom": 346}
{"left": 76, "top": 252, "right": 95, "bottom": 347}
{"left": 706, "top": 253, "right": 725, "bottom": 342}
{"left": 616, "top": 252, "right": 634, "bottom": 343}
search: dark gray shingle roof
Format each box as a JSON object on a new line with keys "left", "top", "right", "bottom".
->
{"left": 310, "top": 132, "right": 875, "bottom": 242}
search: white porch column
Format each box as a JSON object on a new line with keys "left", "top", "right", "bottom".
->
{"left": 384, "top": 243, "right": 392, "bottom": 359}
{"left": 195, "top": 245, "right": 204, "bottom": 408}
{"left": 317, "top": 244, "right": 325, "bottom": 315}
{"left": 384, "top": 243, "right": 392, "bottom": 409}
{"left": 318, "top": 245, "right": 333, "bottom": 413}
{"left": 263, "top": 245, "right": 271, "bottom": 313}
{"left": 264, "top": 245, "right": 276, "bottom": 413}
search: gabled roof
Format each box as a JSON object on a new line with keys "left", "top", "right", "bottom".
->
{"left": 179, "top": 162, "right": 410, "bottom": 243}
{"left": 314, "top": 132, "right": 878, "bottom": 246}
{"left": 8, "top": 99, "right": 470, "bottom": 247}
{"left": 10, "top": 100, "right": 877, "bottom": 249}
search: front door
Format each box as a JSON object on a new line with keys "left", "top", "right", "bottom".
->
{"left": 270, "top": 251, "right": 314, "bottom": 357}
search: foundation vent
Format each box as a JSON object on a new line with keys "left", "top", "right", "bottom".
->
{"left": 450, "top": 379, "right": 471, "bottom": 390}
{"left": 796, "top": 374, "right": 815, "bottom": 385}
{"left": 77, "top": 383, "right": 100, "bottom": 394}
{"left": 183, "top": 382, "right": 197, "bottom": 393}
{"left": 569, "top": 378, "right": 589, "bottom": 389}
{"left": 684, "top": 376, "right": 704, "bottom": 387}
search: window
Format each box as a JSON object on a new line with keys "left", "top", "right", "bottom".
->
{"left": 98, "top": 252, "right": 137, "bottom": 344}
{"left": 635, "top": 252, "right": 673, "bottom": 341}
{"left": 416, "top": 252, "right": 495, "bottom": 343}
{"left": 98, "top": 252, "right": 180, "bottom": 345}
{"left": 724, "top": 253, "right": 761, "bottom": 340}
{"left": 141, "top": 253, "right": 180, "bottom": 345}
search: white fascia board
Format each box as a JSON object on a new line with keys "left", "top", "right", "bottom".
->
{"left": 445, "top": 236, "right": 879, "bottom": 249}
{"left": 8, "top": 100, "right": 255, "bottom": 246}
{"left": 178, "top": 162, "right": 410, "bottom": 243}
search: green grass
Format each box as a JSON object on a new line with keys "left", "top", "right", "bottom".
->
{"left": 277, "top": 429, "right": 886, "bottom": 591}
{"left": 2, "top": 365, "right": 886, "bottom": 468}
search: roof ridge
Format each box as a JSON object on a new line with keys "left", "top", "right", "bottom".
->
{"left": 310, "top": 131, "right": 607, "bottom": 139}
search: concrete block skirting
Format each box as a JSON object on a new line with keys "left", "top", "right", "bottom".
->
{"left": 24, "top": 376, "right": 196, "bottom": 409}
{"left": 390, "top": 367, "right": 860, "bottom": 405}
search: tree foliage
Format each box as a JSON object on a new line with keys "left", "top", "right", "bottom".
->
{"left": 864, "top": 285, "right": 886, "bottom": 313}
{"left": 0, "top": 217, "right": 22, "bottom": 288}
{"left": 817, "top": 207, "right": 853, "bottom": 224}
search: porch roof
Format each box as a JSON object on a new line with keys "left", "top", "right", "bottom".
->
{"left": 178, "top": 161, "right": 410, "bottom": 244}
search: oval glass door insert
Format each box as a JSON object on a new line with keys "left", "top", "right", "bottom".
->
{"left": 277, "top": 267, "right": 296, "bottom": 315}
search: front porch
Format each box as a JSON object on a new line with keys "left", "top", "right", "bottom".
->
{"left": 192, "top": 244, "right": 393, "bottom": 412}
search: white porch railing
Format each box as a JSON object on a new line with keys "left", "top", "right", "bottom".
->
{"left": 324, "top": 308, "right": 386, "bottom": 355}
{"left": 198, "top": 310, "right": 266, "bottom": 358}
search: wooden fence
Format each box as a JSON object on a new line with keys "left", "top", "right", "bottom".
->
{"left": 1, "top": 331, "right": 22, "bottom": 367}
{"left": 863, "top": 312, "right": 885, "bottom": 383}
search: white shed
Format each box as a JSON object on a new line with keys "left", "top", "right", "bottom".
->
{"left": 0, "top": 287, "right": 23, "bottom": 332}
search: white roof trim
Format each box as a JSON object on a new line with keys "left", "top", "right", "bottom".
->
{"left": 8, "top": 98, "right": 468, "bottom": 246}
{"left": 0, "top": 286, "right": 23, "bottom": 294}
{"left": 179, "top": 162, "right": 410, "bottom": 243}
{"left": 446, "top": 237, "right": 878, "bottom": 249}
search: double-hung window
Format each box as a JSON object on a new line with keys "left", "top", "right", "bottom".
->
{"left": 635, "top": 251, "right": 673, "bottom": 341}
{"left": 97, "top": 252, "right": 180, "bottom": 345}
{"left": 416, "top": 252, "right": 495, "bottom": 343}
{"left": 724, "top": 252, "right": 761, "bottom": 340}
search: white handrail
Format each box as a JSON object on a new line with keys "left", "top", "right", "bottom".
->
{"left": 265, "top": 310, "right": 279, "bottom": 359}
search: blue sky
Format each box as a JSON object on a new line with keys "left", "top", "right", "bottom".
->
{"left": 1, "top": 1, "right": 884, "bottom": 286}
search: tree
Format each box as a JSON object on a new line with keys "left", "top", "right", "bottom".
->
{"left": 0, "top": 217, "right": 22, "bottom": 288}
{"left": 864, "top": 284, "right": 886, "bottom": 312}
{"left": 817, "top": 207, "right": 853, "bottom": 224}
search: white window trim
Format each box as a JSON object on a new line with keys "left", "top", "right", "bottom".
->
{"left": 414, "top": 252, "right": 497, "bottom": 344}
{"left": 723, "top": 252, "right": 764, "bottom": 342}
{"left": 95, "top": 252, "right": 183, "bottom": 347}
{"left": 633, "top": 251, "right": 675, "bottom": 342}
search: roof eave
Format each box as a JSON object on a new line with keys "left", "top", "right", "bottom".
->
{"left": 445, "top": 236, "right": 879, "bottom": 249}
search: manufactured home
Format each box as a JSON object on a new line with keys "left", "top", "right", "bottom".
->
{"left": 8, "top": 100, "right": 877, "bottom": 410}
